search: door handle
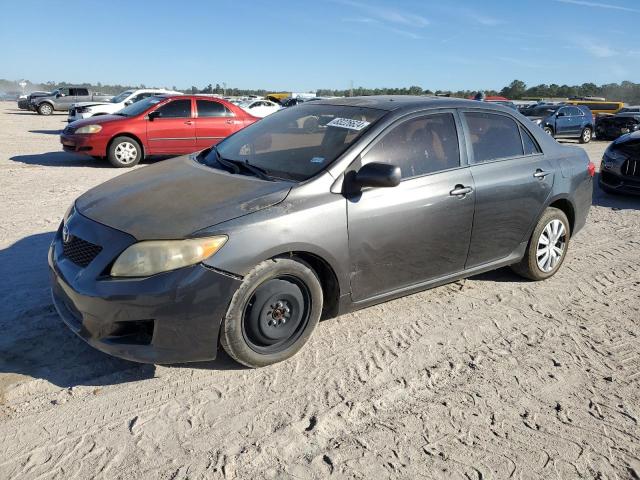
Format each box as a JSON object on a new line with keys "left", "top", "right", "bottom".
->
{"left": 225, "top": 119, "right": 234, "bottom": 124}
{"left": 184, "top": 120, "right": 194, "bottom": 125}
{"left": 533, "top": 169, "right": 550, "bottom": 179}
{"left": 450, "top": 185, "right": 473, "bottom": 197}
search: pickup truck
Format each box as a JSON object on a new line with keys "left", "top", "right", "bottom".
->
{"left": 31, "top": 87, "right": 112, "bottom": 115}
{"left": 67, "top": 88, "right": 183, "bottom": 122}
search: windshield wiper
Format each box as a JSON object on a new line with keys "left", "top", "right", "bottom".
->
{"left": 210, "top": 145, "right": 240, "bottom": 174}
{"left": 210, "top": 146, "right": 272, "bottom": 180}
{"left": 229, "top": 159, "right": 272, "bottom": 181}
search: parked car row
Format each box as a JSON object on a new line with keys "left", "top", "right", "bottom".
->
{"left": 60, "top": 95, "right": 258, "bottom": 167}
{"left": 30, "top": 87, "right": 113, "bottom": 115}
{"left": 67, "top": 88, "right": 182, "bottom": 122}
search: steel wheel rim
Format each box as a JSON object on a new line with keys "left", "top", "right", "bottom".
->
{"left": 536, "top": 219, "right": 566, "bottom": 273}
{"left": 241, "top": 276, "right": 311, "bottom": 354}
{"left": 114, "top": 142, "right": 137, "bottom": 164}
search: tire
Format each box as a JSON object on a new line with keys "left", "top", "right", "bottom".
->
{"left": 220, "top": 258, "right": 323, "bottom": 368}
{"left": 37, "top": 103, "right": 53, "bottom": 116}
{"left": 511, "top": 207, "right": 571, "bottom": 281}
{"left": 579, "top": 126, "right": 592, "bottom": 144}
{"left": 543, "top": 126, "right": 554, "bottom": 136}
{"left": 107, "top": 136, "right": 142, "bottom": 168}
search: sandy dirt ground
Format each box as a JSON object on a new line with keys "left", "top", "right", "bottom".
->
{"left": 0, "top": 102, "right": 639, "bottom": 479}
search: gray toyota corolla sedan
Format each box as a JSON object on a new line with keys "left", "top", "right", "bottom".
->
{"left": 50, "top": 96, "right": 594, "bottom": 367}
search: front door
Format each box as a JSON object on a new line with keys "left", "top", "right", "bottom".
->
{"left": 347, "top": 111, "right": 475, "bottom": 302}
{"left": 461, "top": 111, "right": 555, "bottom": 268}
{"left": 146, "top": 98, "right": 196, "bottom": 154}
{"left": 194, "top": 99, "right": 242, "bottom": 149}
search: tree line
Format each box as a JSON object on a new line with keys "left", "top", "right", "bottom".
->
{"left": 2, "top": 78, "right": 640, "bottom": 104}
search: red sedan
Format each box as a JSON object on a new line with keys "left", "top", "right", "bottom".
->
{"left": 60, "top": 95, "right": 258, "bottom": 167}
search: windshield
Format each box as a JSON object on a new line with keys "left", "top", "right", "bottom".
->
{"left": 111, "top": 91, "right": 133, "bottom": 103}
{"left": 526, "top": 105, "right": 560, "bottom": 117}
{"left": 203, "top": 104, "right": 386, "bottom": 181}
{"left": 116, "top": 95, "right": 165, "bottom": 116}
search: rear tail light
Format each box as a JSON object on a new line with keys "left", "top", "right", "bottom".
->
{"left": 587, "top": 161, "right": 596, "bottom": 177}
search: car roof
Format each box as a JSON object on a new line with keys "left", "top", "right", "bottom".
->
{"left": 312, "top": 95, "right": 518, "bottom": 113}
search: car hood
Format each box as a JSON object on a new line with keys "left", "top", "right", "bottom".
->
{"left": 72, "top": 101, "right": 113, "bottom": 108}
{"left": 69, "top": 114, "right": 129, "bottom": 128}
{"left": 75, "top": 156, "right": 292, "bottom": 240}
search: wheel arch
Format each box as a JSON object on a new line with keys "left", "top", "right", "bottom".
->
{"left": 547, "top": 196, "right": 576, "bottom": 233}
{"left": 107, "top": 133, "right": 145, "bottom": 158}
{"left": 273, "top": 251, "right": 341, "bottom": 320}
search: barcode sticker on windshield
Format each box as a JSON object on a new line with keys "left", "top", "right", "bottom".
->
{"left": 326, "top": 118, "right": 370, "bottom": 131}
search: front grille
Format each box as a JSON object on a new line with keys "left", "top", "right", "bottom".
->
{"left": 622, "top": 158, "right": 640, "bottom": 177}
{"left": 62, "top": 236, "right": 103, "bottom": 267}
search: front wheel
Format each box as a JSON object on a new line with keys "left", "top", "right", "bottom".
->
{"left": 580, "top": 126, "right": 592, "bottom": 144}
{"left": 37, "top": 103, "right": 53, "bottom": 115}
{"left": 543, "top": 126, "right": 554, "bottom": 136}
{"left": 220, "top": 258, "right": 323, "bottom": 368}
{"left": 511, "top": 207, "right": 570, "bottom": 281}
{"left": 107, "top": 136, "right": 142, "bottom": 168}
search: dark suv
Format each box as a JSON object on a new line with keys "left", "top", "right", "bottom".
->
{"left": 524, "top": 104, "right": 594, "bottom": 143}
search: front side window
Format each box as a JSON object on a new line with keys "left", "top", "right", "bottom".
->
{"left": 362, "top": 113, "right": 460, "bottom": 179}
{"left": 112, "top": 91, "right": 133, "bottom": 103}
{"left": 196, "top": 100, "right": 230, "bottom": 117}
{"left": 204, "top": 104, "right": 386, "bottom": 181}
{"left": 464, "top": 112, "right": 524, "bottom": 163}
{"left": 155, "top": 99, "right": 192, "bottom": 118}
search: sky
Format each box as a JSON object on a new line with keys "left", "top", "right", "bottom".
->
{"left": 1, "top": 0, "right": 639, "bottom": 92}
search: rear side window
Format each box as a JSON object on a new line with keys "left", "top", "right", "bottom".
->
{"left": 75, "top": 88, "right": 89, "bottom": 96}
{"left": 362, "top": 113, "right": 460, "bottom": 179}
{"left": 520, "top": 126, "right": 541, "bottom": 155}
{"left": 566, "top": 106, "right": 583, "bottom": 116}
{"left": 463, "top": 112, "right": 524, "bottom": 163}
{"left": 156, "top": 99, "right": 192, "bottom": 118}
{"left": 196, "top": 100, "right": 231, "bottom": 117}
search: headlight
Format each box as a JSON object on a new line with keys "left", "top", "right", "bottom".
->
{"left": 74, "top": 124, "right": 102, "bottom": 134}
{"left": 110, "top": 236, "right": 228, "bottom": 277}
{"left": 63, "top": 203, "right": 75, "bottom": 223}
{"left": 534, "top": 119, "right": 543, "bottom": 125}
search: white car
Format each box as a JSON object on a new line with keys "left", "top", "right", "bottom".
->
{"left": 238, "top": 99, "right": 281, "bottom": 118}
{"left": 67, "top": 88, "right": 183, "bottom": 122}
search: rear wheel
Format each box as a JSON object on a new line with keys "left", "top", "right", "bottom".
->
{"left": 543, "top": 126, "right": 553, "bottom": 136}
{"left": 580, "top": 126, "right": 592, "bottom": 144}
{"left": 511, "top": 207, "right": 570, "bottom": 281}
{"left": 37, "top": 103, "right": 53, "bottom": 116}
{"left": 107, "top": 136, "right": 142, "bottom": 168}
{"left": 220, "top": 258, "right": 323, "bottom": 368}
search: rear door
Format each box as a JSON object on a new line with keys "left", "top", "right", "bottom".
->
{"left": 195, "top": 99, "right": 242, "bottom": 149}
{"left": 461, "top": 110, "right": 555, "bottom": 268}
{"left": 566, "top": 106, "right": 586, "bottom": 134}
{"left": 146, "top": 98, "right": 196, "bottom": 154}
{"left": 347, "top": 111, "right": 475, "bottom": 301}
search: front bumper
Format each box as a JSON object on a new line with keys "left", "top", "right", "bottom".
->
{"left": 49, "top": 210, "right": 242, "bottom": 363}
{"left": 599, "top": 169, "right": 640, "bottom": 195}
{"left": 60, "top": 133, "right": 109, "bottom": 156}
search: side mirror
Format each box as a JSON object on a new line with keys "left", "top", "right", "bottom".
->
{"left": 124, "top": 100, "right": 133, "bottom": 106}
{"left": 355, "top": 162, "right": 401, "bottom": 189}
{"left": 56, "top": 93, "right": 63, "bottom": 98}
{"left": 148, "top": 110, "right": 161, "bottom": 121}
{"left": 556, "top": 111, "right": 566, "bottom": 117}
